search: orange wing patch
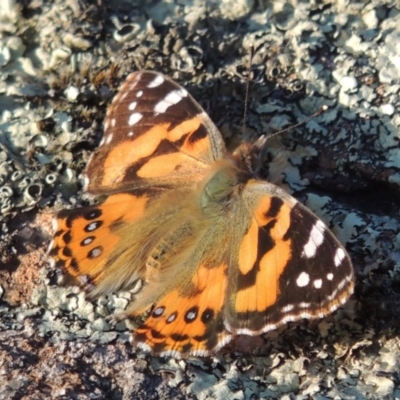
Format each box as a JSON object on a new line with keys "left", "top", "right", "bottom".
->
{"left": 101, "top": 117, "right": 215, "bottom": 188}
{"left": 234, "top": 195, "right": 292, "bottom": 314}
{"left": 50, "top": 192, "right": 151, "bottom": 289}
{"left": 133, "top": 262, "right": 230, "bottom": 356}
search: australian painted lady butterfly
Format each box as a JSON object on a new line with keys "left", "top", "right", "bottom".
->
{"left": 49, "top": 71, "right": 354, "bottom": 356}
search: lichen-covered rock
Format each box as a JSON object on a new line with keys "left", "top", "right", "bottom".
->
{"left": 1, "top": 1, "right": 400, "bottom": 399}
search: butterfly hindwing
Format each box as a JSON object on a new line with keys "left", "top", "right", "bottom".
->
{"left": 224, "top": 181, "right": 354, "bottom": 334}
{"left": 133, "top": 262, "right": 230, "bottom": 356}
{"left": 50, "top": 189, "right": 163, "bottom": 294}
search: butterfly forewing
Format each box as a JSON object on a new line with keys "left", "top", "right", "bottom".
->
{"left": 85, "top": 71, "right": 226, "bottom": 195}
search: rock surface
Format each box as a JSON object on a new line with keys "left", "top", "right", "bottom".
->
{"left": 1, "top": 1, "right": 400, "bottom": 399}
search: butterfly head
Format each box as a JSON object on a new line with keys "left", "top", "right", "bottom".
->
{"left": 231, "top": 134, "right": 269, "bottom": 179}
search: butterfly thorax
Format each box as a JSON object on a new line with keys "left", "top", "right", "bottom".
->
{"left": 199, "top": 148, "right": 255, "bottom": 211}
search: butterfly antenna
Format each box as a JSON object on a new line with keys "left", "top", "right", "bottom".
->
{"left": 254, "top": 105, "right": 329, "bottom": 151}
{"left": 242, "top": 45, "right": 254, "bottom": 138}
{"left": 252, "top": 105, "right": 328, "bottom": 176}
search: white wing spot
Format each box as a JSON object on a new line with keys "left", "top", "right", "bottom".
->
{"left": 90, "top": 247, "right": 102, "bottom": 258}
{"left": 302, "top": 220, "right": 325, "bottom": 258}
{"left": 281, "top": 304, "right": 294, "bottom": 313}
{"left": 338, "top": 278, "right": 347, "bottom": 290}
{"left": 153, "top": 307, "right": 164, "bottom": 316}
{"left": 111, "top": 118, "right": 116, "bottom": 127}
{"left": 334, "top": 247, "right": 346, "bottom": 267}
{"left": 147, "top": 74, "right": 165, "bottom": 88}
{"left": 296, "top": 271, "right": 310, "bottom": 287}
{"left": 186, "top": 310, "right": 196, "bottom": 321}
{"left": 128, "top": 101, "right": 137, "bottom": 110}
{"left": 104, "top": 121, "right": 109, "bottom": 130}
{"left": 127, "top": 131, "right": 134, "bottom": 137}
{"left": 86, "top": 222, "right": 98, "bottom": 232}
{"left": 167, "top": 313, "right": 176, "bottom": 323}
{"left": 105, "top": 134, "right": 113, "bottom": 145}
{"left": 300, "top": 311, "right": 312, "bottom": 318}
{"left": 330, "top": 304, "right": 339, "bottom": 312}
{"left": 327, "top": 273, "right": 334, "bottom": 281}
{"left": 327, "top": 288, "right": 338, "bottom": 301}
{"left": 154, "top": 89, "right": 188, "bottom": 114}
{"left": 82, "top": 237, "right": 93, "bottom": 245}
{"left": 280, "top": 315, "right": 295, "bottom": 324}
{"left": 136, "top": 90, "right": 143, "bottom": 97}
{"left": 314, "top": 279, "right": 323, "bottom": 289}
{"left": 128, "top": 112, "right": 143, "bottom": 126}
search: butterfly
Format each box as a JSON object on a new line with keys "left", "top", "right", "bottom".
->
{"left": 48, "top": 71, "right": 354, "bottom": 357}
